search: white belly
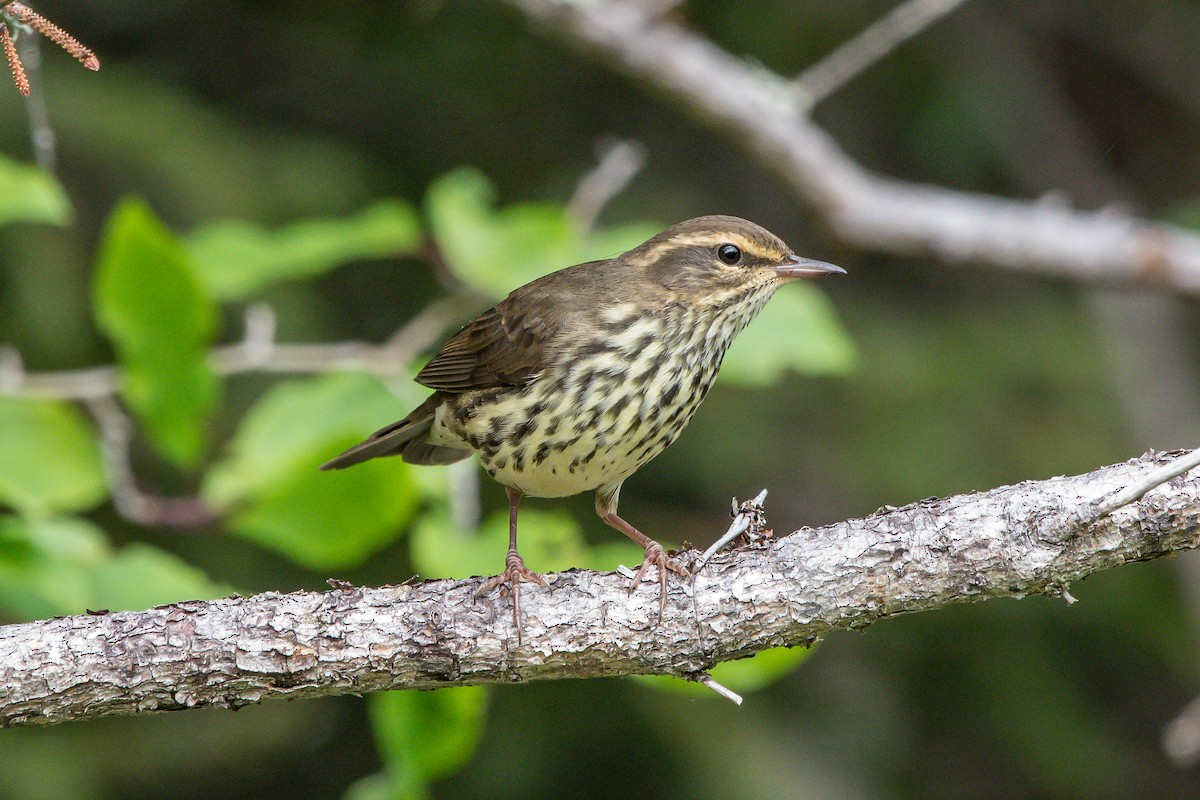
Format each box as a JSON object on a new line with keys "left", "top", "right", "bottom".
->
{"left": 429, "top": 294, "right": 774, "bottom": 497}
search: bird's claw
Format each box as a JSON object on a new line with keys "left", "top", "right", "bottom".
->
{"left": 475, "top": 549, "right": 548, "bottom": 641}
{"left": 629, "top": 542, "right": 689, "bottom": 620}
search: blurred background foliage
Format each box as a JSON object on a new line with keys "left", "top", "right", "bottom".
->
{"left": 1, "top": 0, "right": 1199, "bottom": 798}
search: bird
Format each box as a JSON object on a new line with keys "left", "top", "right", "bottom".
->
{"left": 321, "top": 215, "right": 845, "bottom": 629}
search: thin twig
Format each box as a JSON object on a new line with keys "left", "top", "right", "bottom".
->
{"left": 1, "top": 296, "right": 471, "bottom": 402}
{"left": 699, "top": 516, "right": 749, "bottom": 566}
{"left": 84, "top": 396, "right": 218, "bottom": 529}
{"left": 1048, "top": 448, "right": 1200, "bottom": 543}
{"left": 237, "top": 303, "right": 277, "bottom": 368}
{"left": 1, "top": 296, "right": 472, "bottom": 528}
{"left": 0, "top": 362, "right": 117, "bottom": 401}
{"left": 696, "top": 489, "right": 768, "bottom": 567}
{"left": 84, "top": 395, "right": 147, "bottom": 523}
{"left": 794, "top": 0, "right": 970, "bottom": 110}
{"left": 15, "top": 31, "right": 55, "bottom": 171}
{"left": 1087, "top": 447, "right": 1200, "bottom": 521}
{"left": 499, "top": 0, "right": 1200, "bottom": 293}
{"left": 696, "top": 673, "right": 743, "bottom": 706}
{"left": 566, "top": 139, "right": 647, "bottom": 233}
{"left": 3, "top": 300, "right": 471, "bottom": 529}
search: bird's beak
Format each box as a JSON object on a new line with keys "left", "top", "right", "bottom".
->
{"left": 774, "top": 254, "right": 847, "bottom": 279}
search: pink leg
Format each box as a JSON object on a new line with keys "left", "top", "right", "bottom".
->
{"left": 595, "top": 484, "right": 688, "bottom": 618}
{"left": 474, "top": 486, "right": 548, "bottom": 641}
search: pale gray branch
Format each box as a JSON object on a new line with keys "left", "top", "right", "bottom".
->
{"left": 795, "top": 0, "right": 970, "bottom": 109}
{"left": 500, "top": 0, "right": 1200, "bottom": 292}
{"left": 697, "top": 673, "right": 743, "bottom": 705}
{"left": 83, "top": 395, "right": 218, "bottom": 529}
{"left": 0, "top": 296, "right": 472, "bottom": 402}
{"left": 14, "top": 31, "right": 56, "bottom": 171}
{"left": 2, "top": 450, "right": 1199, "bottom": 727}
{"left": 1092, "top": 447, "right": 1200, "bottom": 519}
{"left": 567, "top": 138, "right": 647, "bottom": 232}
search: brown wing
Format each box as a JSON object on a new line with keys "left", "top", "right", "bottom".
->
{"left": 414, "top": 268, "right": 595, "bottom": 391}
{"left": 413, "top": 305, "right": 550, "bottom": 390}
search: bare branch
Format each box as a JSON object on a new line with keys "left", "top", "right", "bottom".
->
{"left": 2, "top": 450, "right": 1198, "bottom": 727}
{"left": 1089, "top": 447, "right": 1200, "bottom": 520}
{"left": 498, "top": 0, "right": 1200, "bottom": 293}
{"left": 567, "top": 138, "right": 647, "bottom": 232}
{"left": 0, "top": 296, "right": 476, "bottom": 527}
{"left": 84, "top": 395, "right": 219, "bottom": 529}
{"left": 696, "top": 673, "right": 743, "bottom": 705}
{"left": 15, "top": 32, "right": 56, "bottom": 171}
{"left": 795, "top": 0, "right": 970, "bottom": 110}
{"left": 698, "top": 488, "right": 769, "bottom": 566}
{"left": 0, "top": 296, "right": 472, "bottom": 402}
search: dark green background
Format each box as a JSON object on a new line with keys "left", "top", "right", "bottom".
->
{"left": 2, "top": 1, "right": 1200, "bottom": 798}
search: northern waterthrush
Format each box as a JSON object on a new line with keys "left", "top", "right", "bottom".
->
{"left": 322, "top": 215, "right": 845, "bottom": 626}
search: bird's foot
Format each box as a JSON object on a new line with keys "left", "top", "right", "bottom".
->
{"left": 630, "top": 542, "right": 690, "bottom": 620}
{"left": 474, "top": 549, "right": 549, "bottom": 641}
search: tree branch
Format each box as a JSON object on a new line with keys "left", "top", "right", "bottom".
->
{"left": 794, "top": 0, "right": 970, "bottom": 109}
{"left": 499, "top": 0, "right": 1200, "bottom": 293}
{"left": 2, "top": 450, "right": 1198, "bottom": 727}
{"left": 0, "top": 296, "right": 475, "bottom": 402}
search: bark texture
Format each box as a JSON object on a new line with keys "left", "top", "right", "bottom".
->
{"left": 1, "top": 451, "right": 1198, "bottom": 727}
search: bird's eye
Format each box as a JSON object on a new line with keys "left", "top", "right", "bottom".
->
{"left": 717, "top": 243, "right": 742, "bottom": 265}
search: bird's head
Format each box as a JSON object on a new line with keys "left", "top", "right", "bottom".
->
{"left": 625, "top": 215, "right": 845, "bottom": 302}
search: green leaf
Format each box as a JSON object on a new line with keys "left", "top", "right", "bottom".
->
{"left": 93, "top": 198, "right": 219, "bottom": 467}
{"left": 425, "top": 167, "right": 658, "bottom": 297}
{"left": 410, "top": 505, "right": 585, "bottom": 579}
{"left": 720, "top": 282, "right": 857, "bottom": 386}
{"left": 0, "top": 515, "right": 105, "bottom": 618}
{"left": 204, "top": 372, "right": 404, "bottom": 506}
{"left": 0, "top": 155, "right": 70, "bottom": 226}
{"left": 229, "top": 462, "right": 418, "bottom": 570}
{"left": 0, "top": 398, "right": 106, "bottom": 516}
{"left": 636, "top": 645, "right": 812, "bottom": 696}
{"left": 0, "top": 515, "right": 229, "bottom": 619}
{"left": 425, "top": 169, "right": 572, "bottom": 295}
{"left": 186, "top": 200, "right": 423, "bottom": 300}
{"left": 204, "top": 373, "right": 420, "bottom": 569}
{"left": 369, "top": 686, "right": 489, "bottom": 784}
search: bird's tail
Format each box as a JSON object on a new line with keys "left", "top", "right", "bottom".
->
{"left": 319, "top": 394, "right": 471, "bottom": 470}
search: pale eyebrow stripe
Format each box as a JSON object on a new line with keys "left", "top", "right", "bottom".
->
{"left": 670, "top": 233, "right": 784, "bottom": 259}
{"left": 628, "top": 234, "right": 785, "bottom": 266}
{"left": 670, "top": 233, "right": 732, "bottom": 247}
